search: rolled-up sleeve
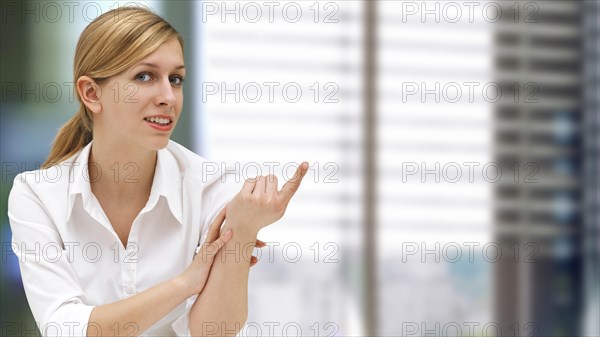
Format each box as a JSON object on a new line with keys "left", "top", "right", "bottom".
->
{"left": 8, "top": 175, "right": 95, "bottom": 337}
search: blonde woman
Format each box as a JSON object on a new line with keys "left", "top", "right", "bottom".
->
{"left": 7, "top": 7, "right": 308, "bottom": 337}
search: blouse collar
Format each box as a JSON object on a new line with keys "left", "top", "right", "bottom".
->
{"left": 66, "top": 140, "right": 183, "bottom": 225}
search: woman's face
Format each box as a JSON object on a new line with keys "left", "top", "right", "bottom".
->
{"left": 95, "top": 38, "right": 185, "bottom": 151}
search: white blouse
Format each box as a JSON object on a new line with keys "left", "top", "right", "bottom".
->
{"left": 8, "top": 140, "right": 241, "bottom": 337}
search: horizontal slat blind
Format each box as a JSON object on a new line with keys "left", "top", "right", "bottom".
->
{"left": 195, "top": 1, "right": 364, "bottom": 335}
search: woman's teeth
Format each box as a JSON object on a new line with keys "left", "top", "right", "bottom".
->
{"left": 144, "top": 117, "right": 172, "bottom": 125}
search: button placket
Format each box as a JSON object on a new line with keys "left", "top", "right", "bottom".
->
{"left": 123, "top": 216, "right": 142, "bottom": 297}
{"left": 121, "top": 241, "right": 138, "bottom": 297}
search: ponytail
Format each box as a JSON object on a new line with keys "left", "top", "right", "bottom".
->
{"left": 42, "top": 107, "right": 92, "bottom": 169}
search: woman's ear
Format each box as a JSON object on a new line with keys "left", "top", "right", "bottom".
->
{"left": 76, "top": 76, "right": 102, "bottom": 114}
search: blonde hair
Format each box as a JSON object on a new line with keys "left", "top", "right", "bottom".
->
{"left": 42, "top": 6, "right": 184, "bottom": 168}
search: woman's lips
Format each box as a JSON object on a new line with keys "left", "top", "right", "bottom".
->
{"left": 144, "top": 119, "right": 173, "bottom": 131}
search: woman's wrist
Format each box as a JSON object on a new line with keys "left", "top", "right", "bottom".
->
{"left": 224, "top": 220, "right": 260, "bottom": 238}
{"left": 172, "top": 274, "right": 196, "bottom": 298}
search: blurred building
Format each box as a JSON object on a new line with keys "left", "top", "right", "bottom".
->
{"left": 494, "top": 1, "right": 599, "bottom": 336}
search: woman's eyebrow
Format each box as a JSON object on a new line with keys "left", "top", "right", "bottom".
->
{"left": 135, "top": 62, "right": 185, "bottom": 70}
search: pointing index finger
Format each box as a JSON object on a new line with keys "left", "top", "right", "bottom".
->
{"left": 279, "top": 162, "right": 308, "bottom": 203}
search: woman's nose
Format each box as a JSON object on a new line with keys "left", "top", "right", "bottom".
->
{"left": 154, "top": 78, "right": 177, "bottom": 106}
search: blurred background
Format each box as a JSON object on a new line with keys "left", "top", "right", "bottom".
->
{"left": 1, "top": 0, "right": 598, "bottom": 336}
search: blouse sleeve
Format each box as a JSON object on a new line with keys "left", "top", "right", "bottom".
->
{"left": 171, "top": 169, "right": 242, "bottom": 336}
{"left": 8, "top": 174, "right": 95, "bottom": 337}
{"left": 197, "top": 169, "right": 243, "bottom": 246}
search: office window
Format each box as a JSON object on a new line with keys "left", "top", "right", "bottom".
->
{"left": 376, "top": 1, "right": 494, "bottom": 335}
{"left": 197, "top": 1, "right": 495, "bottom": 335}
{"left": 195, "top": 1, "right": 364, "bottom": 335}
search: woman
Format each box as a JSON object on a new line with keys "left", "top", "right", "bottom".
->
{"left": 7, "top": 6, "right": 308, "bottom": 337}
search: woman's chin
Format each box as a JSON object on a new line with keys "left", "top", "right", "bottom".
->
{"left": 147, "top": 137, "right": 170, "bottom": 151}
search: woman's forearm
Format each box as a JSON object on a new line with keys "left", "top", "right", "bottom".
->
{"left": 87, "top": 277, "right": 191, "bottom": 337}
{"left": 188, "top": 167, "right": 307, "bottom": 336}
{"left": 189, "top": 222, "right": 258, "bottom": 336}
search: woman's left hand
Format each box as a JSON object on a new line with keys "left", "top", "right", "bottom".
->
{"left": 204, "top": 213, "right": 266, "bottom": 267}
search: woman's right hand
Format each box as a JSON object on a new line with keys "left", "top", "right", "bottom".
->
{"left": 176, "top": 206, "right": 232, "bottom": 296}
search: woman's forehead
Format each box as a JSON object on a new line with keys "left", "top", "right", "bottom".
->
{"left": 136, "top": 40, "right": 184, "bottom": 69}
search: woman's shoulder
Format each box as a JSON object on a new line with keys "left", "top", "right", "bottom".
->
{"left": 7, "top": 152, "right": 80, "bottom": 226}
{"left": 165, "top": 140, "right": 240, "bottom": 187}
{"left": 10, "top": 151, "right": 80, "bottom": 193}
{"left": 165, "top": 140, "right": 208, "bottom": 169}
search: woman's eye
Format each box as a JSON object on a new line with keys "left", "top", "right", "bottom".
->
{"left": 170, "top": 76, "right": 184, "bottom": 86}
{"left": 136, "top": 73, "right": 152, "bottom": 82}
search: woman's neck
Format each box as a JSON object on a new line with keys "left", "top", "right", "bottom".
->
{"left": 88, "top": 139, "right": 157, "bottom": 201}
